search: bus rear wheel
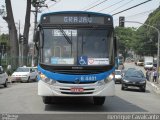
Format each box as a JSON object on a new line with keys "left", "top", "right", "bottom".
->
{"left": 42, "top": 97, "right": 52, "bottom": 104}
{"left": 93, "top": 97, "right": 105, "bottom": 105}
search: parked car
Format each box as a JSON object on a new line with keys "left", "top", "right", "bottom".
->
{"left": 115, "top": 70, "right": 123, "bottom": 83}
{"left": 0, "top": 66, "right": 8, "bottom": 87}
{"left": 137, "top": 59, "right": 144, "bottom": 66}
{"left": 11, "top": 66, "right": 38, "bottom": 83}
{"left": 121, "top": 69, "right": 146, "bottom": 92}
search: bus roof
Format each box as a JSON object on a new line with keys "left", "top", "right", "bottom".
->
{"left": 40, "top": 11, "right": 113, "bottom": 20}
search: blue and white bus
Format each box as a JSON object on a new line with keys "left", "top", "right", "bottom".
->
{"left": 36, "top": 11, "right": 116, "bottom": 105}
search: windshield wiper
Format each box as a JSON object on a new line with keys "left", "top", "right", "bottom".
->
{"left": 58, "top": 26, "right": 72, "bottom": 44}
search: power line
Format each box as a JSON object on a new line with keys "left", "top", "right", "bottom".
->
{"left": 113, "top": 9, "right": 154, "bottom": 21}
{"left": 46, "top": 0, "right": 61, "bottom": 12}
{"left": 85, "top": 0, "right": 109, "bottom": 11}
{"left": 97, "top": 0, "right": 126, "bottom": 12}
{"left": 41, "top": 0, "right": 61, "bottom": 12}
{"left": 45, "top": 0, "right": 52, "bottom": 5}
{"left": 81, "top": 0, "right": 100, "bottom": 10}
{"left": 109, "top": 0, "right": 134, "bottom": 14}
{"left": 126, "top": 9, "right": 154, "bottom": 19}
{"left": 112, "top": 0, "right": 152, "bottom": 16}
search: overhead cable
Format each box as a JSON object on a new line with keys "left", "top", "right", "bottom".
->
{"left": 109, "top": 0, "right": 134, "bottom": 14}
{"left": 81, "top": 0, "right": 100, "bottom": 10}
{"left": 97, "top": 0, "right": 126, "bottom": 12}
{"left": 85, "top": 0, "right": 109, "bottom": 11}
{"left": 112, "top": 0, "right": 152, "bottom": 16}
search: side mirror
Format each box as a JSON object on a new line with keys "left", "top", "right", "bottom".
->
{"left": 34, "top": 30, "right": 40, "bottom": 42}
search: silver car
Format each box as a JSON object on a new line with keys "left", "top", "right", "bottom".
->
{"left": 0, "top": 66, "right": 8, "bottom": 87}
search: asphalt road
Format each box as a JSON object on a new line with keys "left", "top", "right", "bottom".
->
{"left": 0, "top": 63, "right": 160, "bottom": 120}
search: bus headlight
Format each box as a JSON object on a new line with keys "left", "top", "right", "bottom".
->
{"left": 40, "top": 73, "right": 56, "bottom": 85}
{"left": 104, "top": 73, "right": 115, "bottom": 83}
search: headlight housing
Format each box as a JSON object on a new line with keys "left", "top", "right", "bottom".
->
{"left": 140, "top": 80, "right": 146, "bottom": 83}
{"left": 40, "top": 73, "right": 56, "bottom": 85}
{"left": 123, "top": 79, "right": 129, "bottom": 82}
{"left": 104, "top": 73, "right": 115, "bottom": 83}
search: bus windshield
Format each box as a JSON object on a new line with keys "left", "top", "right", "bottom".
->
{"left": 42, "top": 28, "right": 112, "bottom": 65}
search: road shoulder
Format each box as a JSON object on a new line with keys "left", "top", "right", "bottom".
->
{"left": 147, "top": 81, "right": 160, "bottom": 94}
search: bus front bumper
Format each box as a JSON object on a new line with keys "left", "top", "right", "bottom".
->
{"left": 38, "top": 80, "right": 115, "bottom": 97}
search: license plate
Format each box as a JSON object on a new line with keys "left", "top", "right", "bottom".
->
{"left": 71, "top": 88, "right": 84, "bottom": 92}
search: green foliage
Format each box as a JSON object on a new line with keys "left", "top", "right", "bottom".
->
{"left": 0, "top": 34, "right": 9, "bottom": 43}
{"left": 115, "top": 6, "right": 160, "bottom": 57}
{"left": 115, "top": 27, "right": 136, "bottom": 58}
{"left": 137, "top": 6, "right": 160, "bottom": 56}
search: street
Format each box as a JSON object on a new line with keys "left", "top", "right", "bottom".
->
{"left": 0, "top": 82, "right": 160, "bottom": 113}
{"left": 0, "top": 63, "right": 160, "bottom": 114}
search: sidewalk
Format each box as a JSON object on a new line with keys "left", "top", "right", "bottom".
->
{"left": 147, "top": 80, "right": 160, "bottom": 94}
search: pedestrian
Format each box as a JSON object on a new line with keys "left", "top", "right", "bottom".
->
{"left": 146, "top": 69, "right": 149, "bottom": 81}
{"left": 7, "top": 65, "right": 12, "bottom": 76}
{"left": 148, "top": 69, "right": 151, "bottom": 81}
{"left": 152, "top": 69, "right": 157, "bottom": 82}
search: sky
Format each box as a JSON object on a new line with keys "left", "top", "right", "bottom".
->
{"left": 0, "top": 0, "right": 160, "bottom": 42}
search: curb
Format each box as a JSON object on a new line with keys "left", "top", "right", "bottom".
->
{"left": 147, "top": 81, "right": 160, "bottom": 94}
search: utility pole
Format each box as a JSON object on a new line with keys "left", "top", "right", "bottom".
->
{"left": 31, "top": 0, "right": 48, "bottom": 66}
{"left": 31, "top": 1, "right": 48, "bottom": 41}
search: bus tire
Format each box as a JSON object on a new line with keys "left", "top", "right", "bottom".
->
{"left": 43, "top": 97, "right": 52, "bottom": 104}
{"left": 93, "top": 97, "right": 105, "bottom": 105}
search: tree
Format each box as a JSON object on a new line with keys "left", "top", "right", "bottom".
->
{"left": 115, "top": 27, "right": 136, "bottom": 59}
{"left": 23, "top": 0, "right": 32, "bottom": 66}
{"left": 135, "top": 7, "right": 160, "bottom": 56}
{"left": 3, "top": 0, "right": 19, "bottom": 70}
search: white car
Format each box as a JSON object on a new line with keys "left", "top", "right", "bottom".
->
{"left": 0, "top": 66, "right": 8, "bottom": 87}
{"left": 11, "top": 66, "right": 38, "bottom": 83}
{"left": 137, "top": 59, "right": 144, "bottom": 66}
{"left": 115, "top": 70, "right": 122, "bottom": 83}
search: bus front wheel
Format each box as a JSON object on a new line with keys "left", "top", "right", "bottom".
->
{"left": 42, "top": 97, "right": 52, "bottom": 104}
{"left": 93, "top": 97, "right": 105, "bottom": 105}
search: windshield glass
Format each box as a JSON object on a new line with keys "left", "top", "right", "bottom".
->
{"left": 125, "top": 70, "right": 144, "bottom": 78}
{"left": 15, "top": 67, "right": 30, "bottom": 72}
{"left": 42, "top": 28, "right": 112, "bottom": 65}
{"left": 115, "top": 71, "right": 121, "bottom": 75}
{"left": 146, "top": 62, "right": 153, "bottom": 65}
{"left": 139, "top": 59, "right": 144, "bottom": 62}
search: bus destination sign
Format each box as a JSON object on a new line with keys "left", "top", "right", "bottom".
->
{"left": 41, "top": 14, "right": 112, "bottom": 25}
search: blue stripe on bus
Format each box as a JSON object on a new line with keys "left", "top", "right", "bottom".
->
{"left": 38, "top": 65, "right": 115, "bottom": 82}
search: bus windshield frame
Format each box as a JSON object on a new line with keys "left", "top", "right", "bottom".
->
{"left": 40, "top": 26, "right": 113, "bottom": 66}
